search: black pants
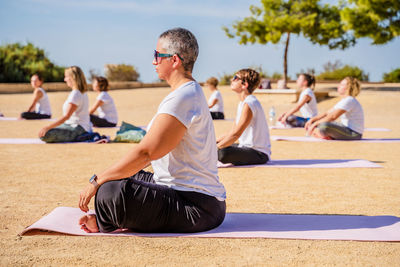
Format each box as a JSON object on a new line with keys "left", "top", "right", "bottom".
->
{"left": 95, "top": 170, "right": 226, "bottom": 233}
{"left": 318, "top": 122, "right": 362, "bottom": 140}
{"left": 218, "top": 144, "right": 269, "bottom": 166}
{"left": 90, "top": 114, "right": 117, "bottom": 127}
{"left": 20, "top": 112, "right": 51, "bottom": 120}
{"left": 210, "top": 112, "right": 225, "bottom": 120}
{"left": 286, "top": 115, "right": 308, "bottom": 128}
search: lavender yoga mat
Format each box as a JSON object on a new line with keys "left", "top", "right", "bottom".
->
{"left": 271, "top": 136, "right": 400, "bottom": 143}
{"left": 0, "top": 117, "right": 56, "bottom": 121}
{"left": 0, "top": 138, "right": 106, "bottom": 144}
{"left": 0, "top": 138, "right": 45, "bottom": 144}
{"left": 217, "top": 159, "right": 382, "bottom": 168}
{"left": 20, "top": 207, "right": 400, "bottom": 241}
{"left": 270, "top": 125, "right": 391, "bottom": 132}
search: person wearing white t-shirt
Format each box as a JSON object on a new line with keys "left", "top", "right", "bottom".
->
{"left": 20, "top": 74, "right": 52, "bottom": 120}
{"left": 305, "top": 77, "right": 364, "bottom": 140}
{"left": 39, "top": 66, "right": 92, "bottom": 143}
{"left": 78, "top": 28, "right": 226, "bottom": 234}
{"left": 206, "top": 77, "right": 225, "bottom": 120}
{"left": 278, "top": 73, "right": 317, "bottom": 127}
{"left": 217, "top": 69, "right": 271, "bottom": 166}
{"left": 89, "top": 76, "right": 118, "bottom": 127}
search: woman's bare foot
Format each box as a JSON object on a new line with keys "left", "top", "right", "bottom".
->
{"left": 78, "top": 214, "right": 99, "bottom": 233}
{"left": 312, "top": 129, "right": 332, "bottom": 140}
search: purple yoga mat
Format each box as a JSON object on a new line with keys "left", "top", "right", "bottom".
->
{"left": 0, "top": 117, "right": 56, "bottom": 121}
{"left": 217, "top": 159, "right": 382, "bottom": 168}
{"left": 0, "top": 138, "right": 45, "bottom": 144}
{"left": 20, "top": 207, "right": 400, "bottom": 241}
{"left": 269, "top": 125, "right": 391, "bottom": 132}
{"left": 271, "top": 136, "right": 400, "bottom": 143}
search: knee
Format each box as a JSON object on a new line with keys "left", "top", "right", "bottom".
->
{"left": 95, "top": 181, "right": 123, "bottom": 206}
{"left": 218, "top": 147, "right": 229, "bottom": 162}
{"left": 286, "top": 115, "right": 296, "bottom": 123}
{"left": 317, "top": 122, "right": 330, "bottom": 134}
{"left": 20, "top": 112, "right": 28, "bottom": 119}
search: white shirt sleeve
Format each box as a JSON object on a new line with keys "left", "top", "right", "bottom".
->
{"left": 67, "top": 90, "right": 82, "bottom": 106}
{"left": 158, "top": 91, "right": 198, "bottom": 129}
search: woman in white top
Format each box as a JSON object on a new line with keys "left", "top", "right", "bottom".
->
{"left": 20, "top": 74, "right": 52, "bottom": 120}
{"left": 278, "top": 73, "right": 317, "bottom": 127}
{"left": 78, "top": 28, "right": 226, "bottom": 233}
{"left": 305, "top": 77, "right": 364, "bottom": 140}
{"left": 89, "top": 76, "right": 118, "bottom": 127}
{"left": 39, "top": 66, "right": 92, "bottom": 143}
{"left": 206, "top": 77, "right": 225, "bottom": 120}
{"left": 217, "top": 69, "right": 271, "bottom": 166}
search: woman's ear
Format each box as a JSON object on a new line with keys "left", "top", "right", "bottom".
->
{"left": 172, "top": 54, "right": 182, "bottom": 68}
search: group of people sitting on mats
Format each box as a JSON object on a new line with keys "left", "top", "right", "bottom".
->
{"left": 20, "top": 67, "right": 119, "bottom": 143}
{"left": 8, "top": 27, "right": 366, "bottom": 234}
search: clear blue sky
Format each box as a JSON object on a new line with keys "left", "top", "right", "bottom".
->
{"left": 1, "top": 0, "right": 399, "bottom": 82}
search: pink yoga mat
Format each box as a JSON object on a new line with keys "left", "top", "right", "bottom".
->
{"left": 0, "top": 138, "right": 108, "bottom": 144}
{"left": 20, "top": 207, "right": 400, "bottom": 241}
{"left": 0, "top": 117, "right": 56, "bottom": 121}
{"left": 0, "top": 138, "right": 45, "bottom": 144}
{"left": 271, "top": 136, "right": 400, "bottom": 143}
{"left": 217, "top": 159, "right": 382, "bottom": 168}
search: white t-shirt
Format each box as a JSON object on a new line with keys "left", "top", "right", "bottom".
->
{"left": 299, "top": 88, "right": 318, "bottom": 118}
{"left": 237, "top": 95, "right": 271, "bottom": 157}
{"left": 35, "top": 87, "right": 51, "bottom": 115}
{"left": 148, "top": 81, "right": 226, "bottom": 201}
{"left": 333, "top": 96, "right": 364, "bottom": 134}
{"left": 208, "top": 90, "right": 224, "bottom": 113}
{"left": 63, "top": 89, "right": 91, "bottom": 132}
{"left": 97, "top": 92, "right": 118, "bottom": 124}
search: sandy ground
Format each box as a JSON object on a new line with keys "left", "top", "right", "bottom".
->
{"left": 0, "top": 84, "right": 400, "bottom": 266}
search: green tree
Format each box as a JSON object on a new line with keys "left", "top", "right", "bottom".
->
{"left": 341, "top": 0, "right": 400, "bottom": 44}
{"left": 316, "top": 61, "right": 369, "bottom": 81}
{"left": 223, "top": 0, "right": 355, "bottom": 87}
{"left": 0, "top": 42, "right": 65, "bottom": 82}
{"left": 382, "top": 68, "right": 400, "bottom": 82}
{"left": 104, "top": 64, "right": 140, "bottom": 81}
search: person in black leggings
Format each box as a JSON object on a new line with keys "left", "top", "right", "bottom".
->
{"left": 217, "top": 69, "right": 271, "bottom": 166}
{"left": 78, "top": 28, "right": 226, "bottom": 234}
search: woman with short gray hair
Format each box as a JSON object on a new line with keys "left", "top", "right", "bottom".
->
{"left": 78, "top": 28, "right": 226, "bottom": 233}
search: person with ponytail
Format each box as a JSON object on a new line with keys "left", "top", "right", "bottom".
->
{"left": 39, "top": 66, "right": 92, "bottom": 143}
{"left": 305, "top": 77, "right": 364, "bottom": 140}
{"left": 277, "top": 73, "right": 318, "bottom": 127}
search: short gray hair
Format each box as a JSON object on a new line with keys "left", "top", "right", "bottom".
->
{"left": 159, "top": 28, "right": 199, "bottom": 72}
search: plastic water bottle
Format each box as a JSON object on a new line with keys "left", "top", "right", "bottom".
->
{"left": 269, "top": 106, "right": 276, "bottom": 126}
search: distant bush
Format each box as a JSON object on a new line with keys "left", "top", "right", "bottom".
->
{"left": 316, "top": 61, "right": 369, "bottom": 81}
{"left": 382, "top": 68, "right": 400, "bottom": 82}
{"left": 104, "top": 64, "right": 140, "bottom": 81}
{"left": 218, "top": 72, "right": 234, "bottom": 85}
{"left": 0, "top": 42, "right": 65, "bottom": 82}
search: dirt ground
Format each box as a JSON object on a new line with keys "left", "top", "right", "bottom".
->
{"left": 0, "top": 84, "right": 399, "bottom": 266}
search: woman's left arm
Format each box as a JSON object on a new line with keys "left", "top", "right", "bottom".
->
{"left": 79, "top": 113, "right": 187, "bottom": 212}
{"left": 217, "top": 103, "right": 252, "bottom": 149}
{"left": 279, "top": 95, "right": 311, "bottom": 123}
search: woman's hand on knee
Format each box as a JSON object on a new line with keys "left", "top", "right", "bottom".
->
{"left": 79, "top": 184, "right": 98, "bottom": 212}
{"left": 38, "top": 126, "right": 50, "bottom": 138}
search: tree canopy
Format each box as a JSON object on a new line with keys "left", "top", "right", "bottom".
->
{"left": 0, "top": 42, "right": 65, "bottom": 83}
{"left": 341, "top": 0, "right": 400, "bottom": 44}
{"left": 223, "top": 0, "right": 355, "bottom": 86}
